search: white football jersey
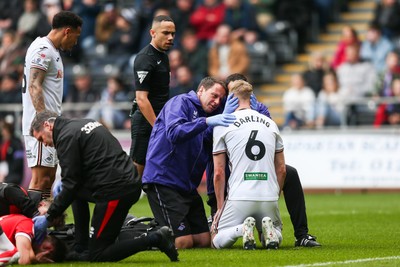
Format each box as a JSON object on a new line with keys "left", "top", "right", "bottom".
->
{"left": 213, "top": 109, "right": 284, "bottom": 201}
{"left": 22, "top": 37, "right": 64, "bottom": 135}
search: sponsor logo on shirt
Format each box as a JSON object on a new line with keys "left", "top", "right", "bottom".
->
{"left": 137, "top": 71, "right": 148, "bottom": 84}
{"left": 57, "top": 70, "right": 63, "bottom": 78}
{"left": 81, "top": 121, "right": 102, "bottom": 134}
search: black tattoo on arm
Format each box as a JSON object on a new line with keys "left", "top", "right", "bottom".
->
{"left": 29, "top": 69, "right": 46, "bottom": 112}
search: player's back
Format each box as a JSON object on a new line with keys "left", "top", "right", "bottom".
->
{"left": 214, "top": 109, "right": 283, "bottom": 201}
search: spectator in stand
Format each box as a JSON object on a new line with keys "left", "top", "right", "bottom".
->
{"left": 208, "top": 24, "right": 249, "bottom": 80}
{"left": 331, "top": 25, "right": 360, "bottom": 70}
{"left": 223, "top": 0, "right": 260, "bottom": 41}
{"left": 247, "top": 0, "right": 276, "bottom": 34}
{"left": 314, "top": 72, "right": 345, "bottom": 128}
{"left": 169, "top": 65, "right": 196, "bottom": 98}
{"left": 87, "top": 75, "right": 129, "bottom": 129}
{"left": 273, "top": 0, "right": 314, "bottom": 53}
{"left": 168, "top": 48, "right": 185, "bottom": 90}
{"left": 170, "top": 0, "right": 196, "bottom": 47}
{"left": 95, "top": 2, "right": 118, "bottom": 45}
{"left": 136, "top": 5, "right": 170, "bottom": 51}
{"left": 64, "top": 65, "right": 99, "bottom": 119}
{"left": 180, "top": 28, "right": 208, "bottom": 81}
{"left": 0, "top": 122, "right": 24, "bottom": 185}
{"left": 107, "top": 7, "right": 141, "bottom": 68}
{"left": 0, "top": 1, "right": 23, "bottom": 37}
{"left": 0, "top": 72, "right": 22, "bottom": 121}
{"left": 372, "top": 0, "right": 400, "bottom": 39}
{"left": 360, "top": 23, "right": 394, "bottom": 73}
{"left": 374, "top": 78, "right": 400, "bottom": 127}
{"left": 302, "top": 51, "right": 332, "bottom": 96}
{"left": 373, "top": 51, "right": 400, "bottom": 97}
{"left": 282, "top": 73, "right": 316, "bottom": 130}
{"left": 40, "top": 0, "right": 62, "bottom": 27}
{"left": 337, "top": 43, "right": 377, "bottom": 100}
{"left": 189, "top": 0, "right": 226, "bottom": 45}
{"left": 384, "top": 78, "right": 400, "bottom": 126}
{"left": 40, "top": 0, "right": 62, "bottom": 15}
{"left": 17, "top": 0, "right": 51, "bottom": 46}
{"left": 74, "top": 0, "right": 101, "bottom": 51}
{"left": 312, "top": 0, "right": 334, "bottom": 33}
{"left": 0, "top": 31, "right": 25, "bottom": 79}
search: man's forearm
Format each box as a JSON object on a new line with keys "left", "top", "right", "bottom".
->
{"left": 136, "top": 94, "right": 156, "bottom": 126}
{"left": 29, "top": 69, "right": 46, "bottom": 112}
{"left": 29, "top": 84, "right": 45, "bottom": 112}
{"left": 140, "top": 104, "right": 157, "bottom": 126}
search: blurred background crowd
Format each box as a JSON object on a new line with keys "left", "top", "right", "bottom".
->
{"left": 1, "top": 0, "right": 400, "bottom": 185}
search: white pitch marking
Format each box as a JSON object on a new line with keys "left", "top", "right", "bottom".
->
{"left": 281, "top": 256, "right": 400, "bottom": 267}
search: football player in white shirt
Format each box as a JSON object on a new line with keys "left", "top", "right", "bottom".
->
{"left": 22, "top": 11, "right": 82, "bottom": 199}
{"left": 211, "top": 80, "right": 286, "bottom": 250}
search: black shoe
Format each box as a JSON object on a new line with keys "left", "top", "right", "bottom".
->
{"left": 156, "top": 226, "right": 179, "bottom": 262}
{"left": 265, "top": 241, "right": 279, "bottom": 250}
{"left": 295, "top": 234, "right": 321, "bottom": 247}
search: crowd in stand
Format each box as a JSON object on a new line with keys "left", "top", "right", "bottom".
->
{"left": 282, "top": 0, "right": 400, "bottom": 130}
{"left": 0, "top": 0, "right": 346, "bottom": 128}
{"left": 0, "top": 0, "right": 400, "bottom": 144}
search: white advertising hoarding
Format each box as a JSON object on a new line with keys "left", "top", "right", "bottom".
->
{"left": 283, "top": 133, "right": 400, "bottom": 189}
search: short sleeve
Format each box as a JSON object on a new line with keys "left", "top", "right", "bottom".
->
{"left": 133, "top": 54, "right": 154, "bottom": 91}
{"left": 30, "top": 47, "right": 52, "bottom": 72}
{"left": 14, "top": 216, "right": 34, "bottom": 242}
{"left": 213, "top": 126, "right": 227, "bottom": 154}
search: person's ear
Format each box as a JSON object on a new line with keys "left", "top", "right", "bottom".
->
{"left": 150, "top": 29, "right": 156, "bottom": 38}
{"left": 197, "top": 86, "right": 204, "bottom": 96}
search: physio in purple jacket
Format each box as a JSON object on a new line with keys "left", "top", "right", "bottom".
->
{"left": 142, "top": 76, "right": 238, "bottom": 249}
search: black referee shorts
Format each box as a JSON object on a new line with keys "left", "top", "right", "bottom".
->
{"left": 144, "top": 183, "right": 209, "bottom": 238}
{"left": 129, "top": 111, "right": 152, "bottom": 165}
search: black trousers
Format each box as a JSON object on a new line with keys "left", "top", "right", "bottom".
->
{"left": 282, "top": 164, "right": 308, "bottom": 239}
{"left": 71, "top": 187, "right": 158, "bottom": 262}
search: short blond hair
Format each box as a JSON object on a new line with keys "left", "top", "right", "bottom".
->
{"left": 229, "top": 80, "right": 253, "bottom": 100}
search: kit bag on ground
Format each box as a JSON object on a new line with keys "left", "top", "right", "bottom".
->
{"left": 47, "top": 214, "right": 160, "bottom": 247}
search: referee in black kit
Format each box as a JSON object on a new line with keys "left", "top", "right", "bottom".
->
{"left": 129, "top": 15, "right": 176, "bottom": 179}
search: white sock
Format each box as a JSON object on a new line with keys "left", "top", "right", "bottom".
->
{"left": 0, "top": 232, "right": 15, "bottom": 252}
{"left": 212, "top": 224, "right": 243, "bottom": 249}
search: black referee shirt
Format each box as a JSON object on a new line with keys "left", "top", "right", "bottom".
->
{"left": 133, "top": 44, "right": 170, "bottom": 115}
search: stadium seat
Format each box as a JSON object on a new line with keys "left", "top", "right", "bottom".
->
{"left": 247, "top": 41, "right": 276, "bottom": 84}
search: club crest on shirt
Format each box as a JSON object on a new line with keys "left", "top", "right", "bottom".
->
{"left": 137, "top": 71, "right": 148, "bottom": 84}
{"left": 192, "top": 110, "right": 198, "bottom": 120}
{"left": 57, "top": 70, "right": 63, "bottom": 78}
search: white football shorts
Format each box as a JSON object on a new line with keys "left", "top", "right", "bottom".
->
{"left": 24, "top": 135, "right": 59, "bottom": 168}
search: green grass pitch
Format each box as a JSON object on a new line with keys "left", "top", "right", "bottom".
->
{"left": 35, "top": 193, "right": 400, "bottom": 267}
